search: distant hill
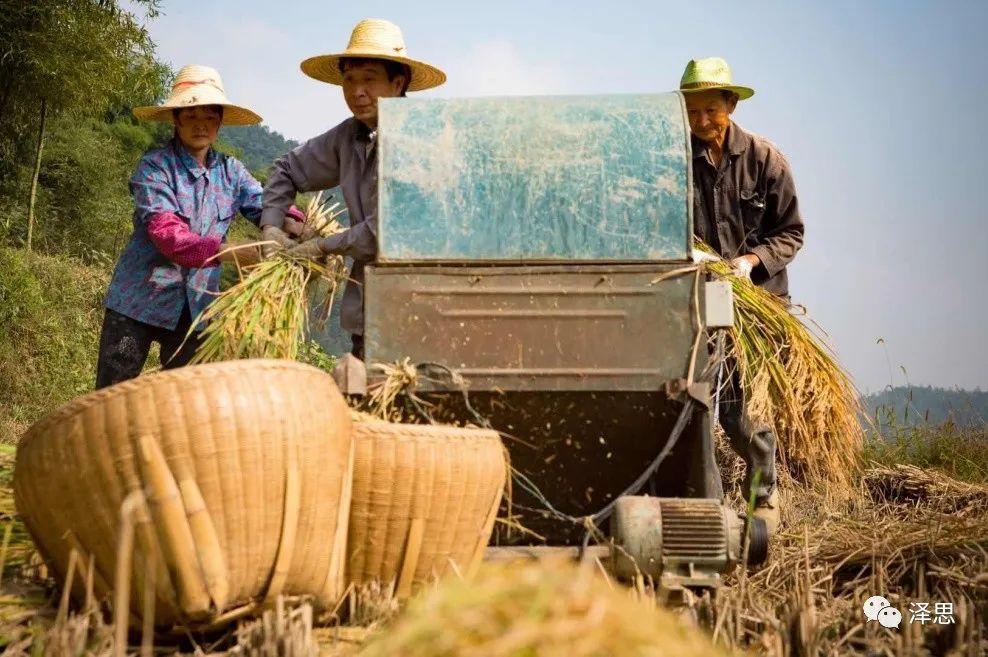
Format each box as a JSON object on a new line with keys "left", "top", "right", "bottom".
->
{"left": 219, "top": 124, "right": 298, "bottom": 175}
{"left": 863, "top": 386, "right": 987, "bottom": 427}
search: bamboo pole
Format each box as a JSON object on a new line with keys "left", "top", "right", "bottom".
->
{"left": 114, "top": 493, "right": 142, "bottom": 657}
{"left": 27, "top": 97, "right": 46, "bottom": 252}
{"left": 395, "top": 519, "right": 425, "bottom": 599}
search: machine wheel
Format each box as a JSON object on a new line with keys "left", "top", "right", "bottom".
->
{"left": 745, "top": 516, "right": 770, "bottom": 566}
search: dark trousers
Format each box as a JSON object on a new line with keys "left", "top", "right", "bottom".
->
{"left": 350, "top": 333, "right": 364, "bottom": 359}
{"left": 94, "top": 306, "right": 202, "bottom": 389}
{"left": 718, "top": 365, "right": 777, "bottom": 504}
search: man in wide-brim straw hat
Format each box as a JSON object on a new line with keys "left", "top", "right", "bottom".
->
{"left": 262, "top": 18, "right": 446, "bottom": 358}
{"left": 97, "top": 65, "right": 303, "bottom": 388}
{"left": 679, "top": 57, "right": 805, "bottom": 534}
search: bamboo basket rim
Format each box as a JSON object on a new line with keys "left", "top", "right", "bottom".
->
{"left": 20, "top": 359, "right": 332, "bottom": 446}
{"left": 353, "top": 420, "right": 501, "bottom": 442}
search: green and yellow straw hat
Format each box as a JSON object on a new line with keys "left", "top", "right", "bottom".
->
{"left": 679, "top": 57, "right": 754, "bottom": 100}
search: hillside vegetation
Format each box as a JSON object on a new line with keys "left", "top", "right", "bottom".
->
{"left": 0, "top": 248, "right": 107, "bottom": 441}
{"left": 0, "top": 1, "right": 303, "bottom": 443}
{"left": 864, "top": 385, "right": 987, "bottom": 428}
{"left": 220, "top": 123, "right": 298, "bottom": 175}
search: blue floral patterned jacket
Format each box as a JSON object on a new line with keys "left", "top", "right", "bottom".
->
{"left": 105, "top": 139, "right": 262, "bottom": 330}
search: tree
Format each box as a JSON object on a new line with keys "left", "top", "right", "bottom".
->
{"left": 0, "top": 0, "right": 168, "bottom": 246}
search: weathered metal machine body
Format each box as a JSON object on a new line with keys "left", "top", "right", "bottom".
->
{"left": 365, "top": 265, "right": 696, "bottom": 393}
{"left": 355, "top": 93, "right": 762, "bottom": 581}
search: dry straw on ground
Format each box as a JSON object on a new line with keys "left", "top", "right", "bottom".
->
{"left": 714, "top": 467, "right": 988, "bottom": 657}
{"left": 191, "top": 192, "right": 348, "bottom": 363}
{"left": 695, "top": 242, "right": 864, "bottom": 488}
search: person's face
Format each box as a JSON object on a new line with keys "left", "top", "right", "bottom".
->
{"left": 342, "top": 61, "right": 406, "bottom": 128}
{"left": 174, "top": 106, "right": 222, "bottom": 151}
{"left": 684, "top": 90, "right": 737, "bottom": 146}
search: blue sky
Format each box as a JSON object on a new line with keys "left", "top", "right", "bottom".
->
{"left": 137, "top": 0, "right": 988, "bottom": 392}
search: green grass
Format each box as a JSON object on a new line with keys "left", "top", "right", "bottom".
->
{"left": 298, "top": 339, "right": 338, "bottom": 374}
{"left": 863, "top": 422, "right": 988, "bottom": 485}
{"left": 0, "top": 247, "right": 109, "bottom": 443}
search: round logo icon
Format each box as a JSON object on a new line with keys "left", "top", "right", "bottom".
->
{"left": 878, "top": 606, "right": 903, "bottom": 629}
{"left": 863, "top": 595, "right": 891, "bottom": 621}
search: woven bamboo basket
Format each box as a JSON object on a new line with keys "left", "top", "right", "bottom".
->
{"left": 14, "top": 360, "right": 353, "bottom": 630}
{"left": 347, "top": 420, "right": 505, "bottom": 596}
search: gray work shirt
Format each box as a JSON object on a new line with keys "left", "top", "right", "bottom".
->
{"left": 261, "top": 117, "right": 377, "bottom": 335}
{"left": 691, "top": 122, "right": 804, "bottom": 297}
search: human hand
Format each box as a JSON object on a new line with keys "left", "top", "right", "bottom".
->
{"left": 261, "top": 224, "right": 296, "bottom": 258}
{"left": 218, "top": 241, "right": 263, "bottom": 267}
{"left": 730, "top": 254, "right": 760, "bottom": 279}
{"left": 285, "top": 237, "right": 326, "bottom": 261}
{"left": 283, "top": 205, "right": 307, "bottom": 237}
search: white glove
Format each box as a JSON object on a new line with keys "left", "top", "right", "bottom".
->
{"left": 286, "top": 237, "right": 327, "bottom": 260}
{"left": 691, "top": 250, "right": 720, "bottom": 264}
{"left": 730, "top": 256, "right": 754, "bottom": 279}
{"left": 261, "top": 225, "right": 296, "bottom": 258}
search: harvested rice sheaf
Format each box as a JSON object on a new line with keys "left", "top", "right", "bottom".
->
{"left": 358, "top": 559, "right": 731, "bottom": 657}
{"left": 697, "top": 241, "right": 864, "bottom": 488}
{"left": 191, "top": 192, "right": 348, "bottom": 363}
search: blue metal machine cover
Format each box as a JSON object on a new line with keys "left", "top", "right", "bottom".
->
{"left": 377, "top": 93, "right": 692, "bottom": 262}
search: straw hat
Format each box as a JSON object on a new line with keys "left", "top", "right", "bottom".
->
{"left": 300, "top": 19, "right": 446, "bottom": 92}
{"left": 679, "top": 57, "right": 754, "bottom": 100}
{"left": 133, "top": 64, "right": 261, "bottom": 125}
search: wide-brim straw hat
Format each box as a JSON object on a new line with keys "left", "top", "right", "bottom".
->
{"left": 300, "top": 18, "right": 446, "bottom": 92}
{"left": 679, "top": 57, "right": 754, "bottom": 100}
{"left": 133, "top": 64, "right": 262, "bottom": 126}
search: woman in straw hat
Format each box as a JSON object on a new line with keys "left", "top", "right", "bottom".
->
{"left": 260, "top": 18, "right": 446, "bottom": 359}
{"left": 96, "top": 64, "right": 304, "bottom": 389}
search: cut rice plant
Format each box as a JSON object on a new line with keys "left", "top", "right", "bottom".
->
{"left": 695, "top": 241, "right": 864, "bottom": 489}
{"left": 191, "top": 192, "right": 348, "bottom": 363}
{"left": 358, "top": 559, "right": 732, "bottom": 657}
{"left": 363, "top": 359, "right": 420, "bottom": 422}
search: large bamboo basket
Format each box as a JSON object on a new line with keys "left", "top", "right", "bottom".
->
{"left": 347, "top": 420, "right": 505, "bottom": 596}
{"left": 14, "top": 360, "right": 353, "bottom": 630}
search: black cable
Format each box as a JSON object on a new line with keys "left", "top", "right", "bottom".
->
{"left": 391, "top": 331, "right": 729, "bottom": 545}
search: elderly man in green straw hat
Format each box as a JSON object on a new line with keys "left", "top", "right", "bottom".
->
{"left": 679, "top": 57, "right": 805, "bottom": 535}
{"left": 261, "top": 18, "right": 446, "bottom": 358}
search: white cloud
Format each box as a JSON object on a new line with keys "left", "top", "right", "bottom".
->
{"left": 437, "top": 40, "right": 574, "bottom": 98}
{"left": 147, "top": 12, "right": 351, "bottom": 141}
{"left": 143, "top": 7, "right": 575, "bottom": 140}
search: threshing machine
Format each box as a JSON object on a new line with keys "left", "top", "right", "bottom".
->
{"left": 335, "top": 92, "right": 769, "bottom": 595}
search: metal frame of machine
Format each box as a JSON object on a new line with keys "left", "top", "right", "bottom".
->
{"left": 334, "top": 92, "right": 769, "bottom": 595}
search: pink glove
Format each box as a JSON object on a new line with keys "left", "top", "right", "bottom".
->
{"left": 146, "top": 212, "right": 221, "bottom": 268}
{"left": 283, "top": 205, "right": 306, "bottom": 237}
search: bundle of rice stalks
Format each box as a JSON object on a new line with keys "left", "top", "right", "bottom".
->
{"left": 807, "top": 505, "right": 988, "bottom": 567}
{"left": 299, "top": 193, "right": 349, "bottom": 326}
{"left": 358, "top": 559, "right": 731, "bottom": 657}
{"left": 696, "top": 241, "right": 863, "bottom": 488}
{"left": 863, "top": 462, "right": 988, "bottom": 512}
{"left": 192, "top": 192, "right": 348, "bottom": 363}
{"left": 362, "top": 359, "right": 420, "bottom": 422}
